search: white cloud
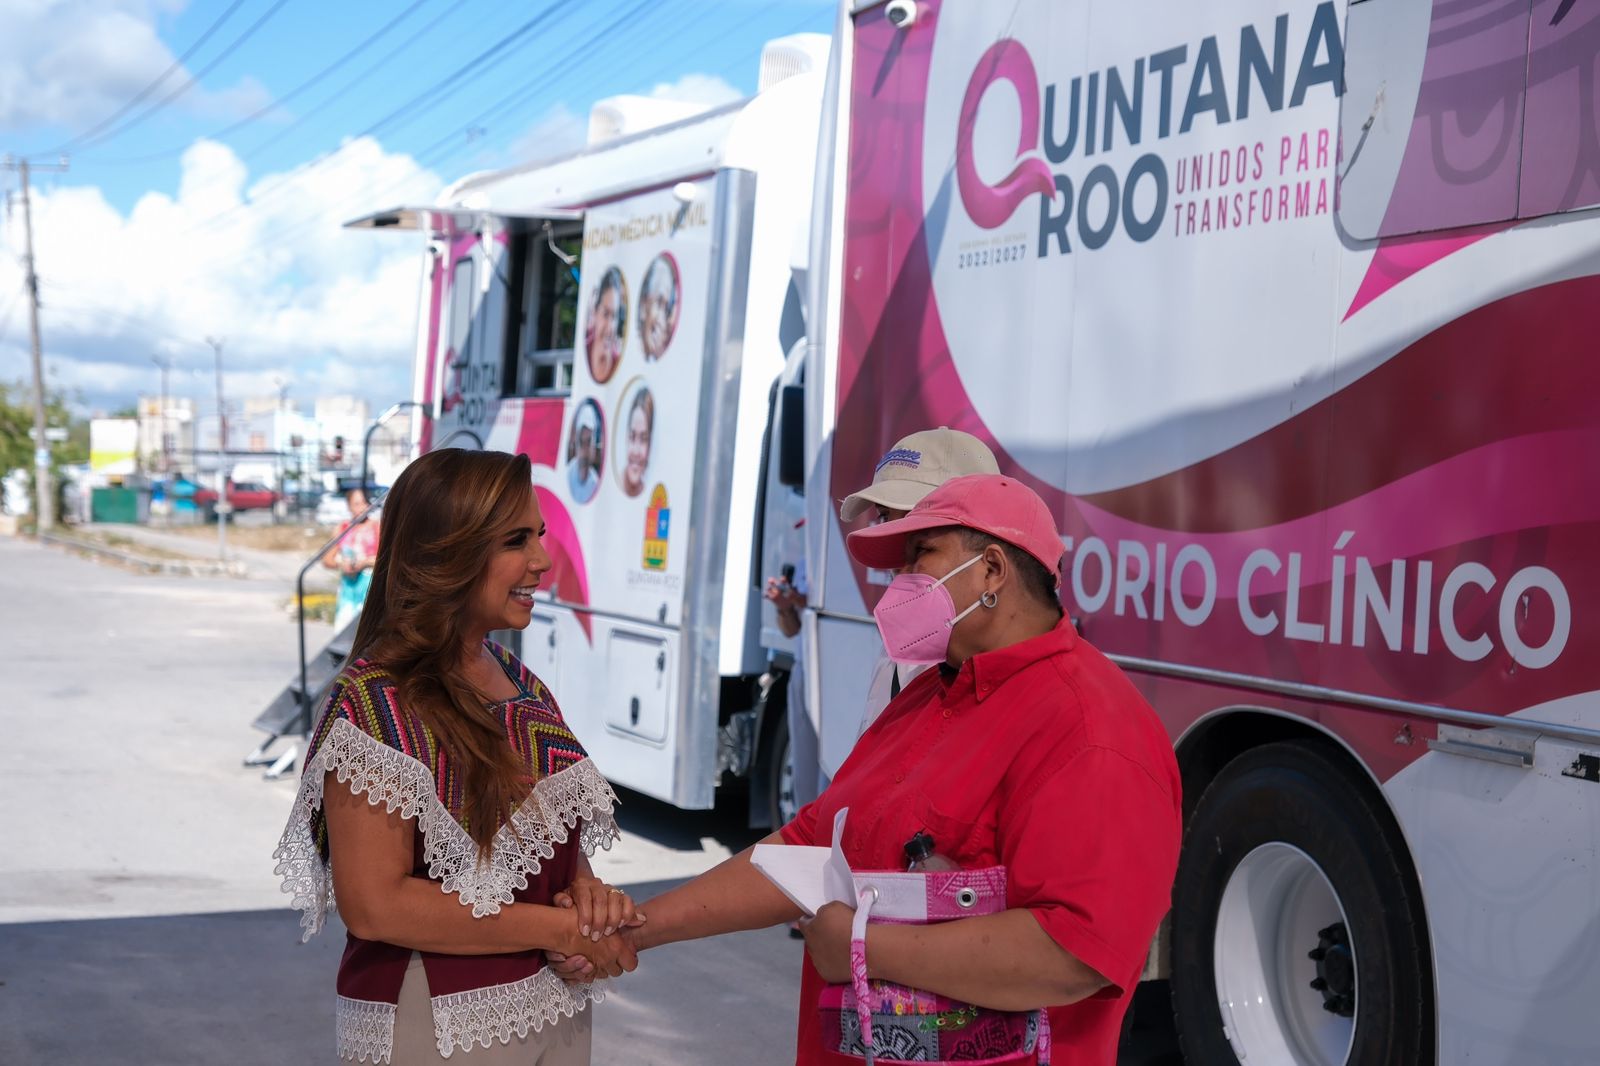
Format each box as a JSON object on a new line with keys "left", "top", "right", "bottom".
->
{"left": 0, "top": 136, "right": 443, "bottom": 416}
{"left": 502, "top": 74, "right": 744, "bottom": 168}
{"left": 0, "top": 0, "right": 268, "bottom": 131}
{"left": 647, "top": 73, "right": 743, "bottom": 107}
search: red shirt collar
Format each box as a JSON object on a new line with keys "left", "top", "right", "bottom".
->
{"left": 952, "top": 614, "right": 1076, "bottom": 703}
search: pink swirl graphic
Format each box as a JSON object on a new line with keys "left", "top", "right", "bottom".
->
{"left": 957, "top": 39, "right": 1057, "bottom": 229}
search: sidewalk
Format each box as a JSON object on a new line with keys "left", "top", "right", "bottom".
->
{"left": 80, "top": 521, "right": 337, "bottom": 586}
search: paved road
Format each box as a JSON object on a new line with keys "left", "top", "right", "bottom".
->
{"left": 0, "top": 533, "right": 1181, "bottom": 1064}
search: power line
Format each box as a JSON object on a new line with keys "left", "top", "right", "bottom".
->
{"left": 90, "top": 0, "right": 440, "bottom": 166}
{"left": 178, "top": 1, "right": 576, "bottom": 239}
{"left": 354, "top": 0, "right": 578, "bottom": 147}
{"left": 405, "top": 0, "right": 660, "bottom": 164}
{"left": 37, "top": 0, "right": 252, "bottom": 156}
{"left": 269, "top": 0, "right": 812, "bottom": 250}
{"left": 260, "top": 0, "right": 674, "bottom": 248}
{"left": 234, "top": 0, "right": 478, "bottom": 166}
{"left": 61, "top": 0, "right": 298, "bottom": 155}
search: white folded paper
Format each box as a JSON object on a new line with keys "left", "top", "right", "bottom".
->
{"left": 751, "top": 807, "right": 856, "bottom": 917}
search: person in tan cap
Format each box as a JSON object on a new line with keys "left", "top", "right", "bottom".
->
{"left": 838, "top": 427, "right": 999, "bottom": 734}
{"left": 768, "top": 429, "right": 1000, "bottom": 812}
{"left": 838, "top": 426, "right": 1000, "bottom": 526}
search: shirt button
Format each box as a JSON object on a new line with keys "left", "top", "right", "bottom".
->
{"left": 942, "top": 709, "right": 952, "bottom": 719}
{"left": 894, "top": 773, "right": 904, "bottom": 783}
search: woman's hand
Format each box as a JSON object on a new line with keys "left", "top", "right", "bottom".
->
{"left": 547, "top": 926, "right": 641, "bottom": 983}
{"left": 580, "top": 927, "right": 639, "bottom": 979}
{"left": 555, "top": 877, "right": 646, "bottom": 941}
{"left": 800, "top": 901, "right": 856, "bottom": 983}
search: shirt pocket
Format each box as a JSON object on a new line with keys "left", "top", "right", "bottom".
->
{"left": 910, "top": 789, "right": 999, "bottom": 868}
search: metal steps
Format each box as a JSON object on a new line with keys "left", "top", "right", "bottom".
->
{"left": 244, "top": 619, "right": 358, "bottom": 779}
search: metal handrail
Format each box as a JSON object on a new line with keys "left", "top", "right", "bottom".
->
{"left": 362, "top": 401, "right": 429, "bottom": 493}
{"left": 292, "top": 501, "right": 380, "bottom": 734}
{"left": 433, "top": 427, "right": 484, "bottom": 450}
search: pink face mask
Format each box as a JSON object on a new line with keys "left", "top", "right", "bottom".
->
{"left": 873, "top": 555, "right": 991, "bottom": 665}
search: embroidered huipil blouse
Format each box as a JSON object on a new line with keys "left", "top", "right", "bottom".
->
{"left": 274, "top": 642, "right": 619, "bottom": 1063}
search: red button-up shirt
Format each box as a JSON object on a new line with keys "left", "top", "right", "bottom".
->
{"left": 780, "top": 617, "right": 1182, "bottom": 1065}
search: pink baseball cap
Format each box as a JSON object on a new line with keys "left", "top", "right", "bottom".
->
{"left": 846, "top": 474, "right": 1066, "bottom": 585}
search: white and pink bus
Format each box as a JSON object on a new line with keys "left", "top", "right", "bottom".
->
{"left": 795, "top": 0, "right": 1600, "bottom": 1063}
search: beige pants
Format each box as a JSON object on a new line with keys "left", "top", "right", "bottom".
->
{"left": 365, "top": 954, "right": 593, "bottom": 1065}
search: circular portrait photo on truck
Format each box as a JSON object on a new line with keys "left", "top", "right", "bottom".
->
{"left": 615, "top": 379, "right": 655, "bottom": 499}
{"left": 638, "top": 252, "right": 681, "bottom": 361}
{"left": 585, "top": 266, "right": 628, "bottom": 384}
{"left": 565, "top": 398, "right": 605, "bottom": 504}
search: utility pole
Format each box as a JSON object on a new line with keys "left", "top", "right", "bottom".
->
{"left": 151, "top": 354, "right": 172, "bottom": 473}
{"left": 3, "top": 155, "right": 69, "bottom": 530}
{"left": 205, "top": 335, "right": 228, "bottom": 560}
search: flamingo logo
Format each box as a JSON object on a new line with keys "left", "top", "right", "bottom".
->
{"left": 956, "top": 39, "right": 1057, "bottom": 229}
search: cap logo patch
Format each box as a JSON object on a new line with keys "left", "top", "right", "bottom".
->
{"left": 876, "top": 448, "right": 922, "bottom": 473}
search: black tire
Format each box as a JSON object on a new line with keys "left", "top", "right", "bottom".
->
{"left": 766, "top": 713, "right": 796, "bottom": 830}
{"left": 1171, "top": 739, "right": 1432, "bottom": 1066}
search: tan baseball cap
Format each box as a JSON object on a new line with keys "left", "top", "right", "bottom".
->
{"left": 838, "top": 427, "right": 1000, "bottom": 522}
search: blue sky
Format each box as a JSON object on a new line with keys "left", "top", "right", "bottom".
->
{"left": 0, "top": 0, "right": 835, "bottom": 418}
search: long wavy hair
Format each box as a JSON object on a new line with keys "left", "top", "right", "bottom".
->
{"left": 351, "top": 448, "right": 535, "bottom": 852}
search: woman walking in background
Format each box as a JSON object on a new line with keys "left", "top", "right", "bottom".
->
{"left": 276, "top": 449, "right": 642, "bottom": 1064}
{"left": 323, "top": 483, "right": 381, "bottom": 632}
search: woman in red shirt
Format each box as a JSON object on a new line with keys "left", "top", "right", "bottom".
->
{"left": 555, "top": 475, "right": 1182, "bottom": 1065}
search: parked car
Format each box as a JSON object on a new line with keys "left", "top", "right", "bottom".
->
{"left": 192, "top": 480, "right": 280, "bottom": 519}
{"left": 314, "top": 491, "right": 352, "bottom": 527}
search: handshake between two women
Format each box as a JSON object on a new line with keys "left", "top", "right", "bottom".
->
{"left": 545, "top": 874, "right": 646, "bottom": 981}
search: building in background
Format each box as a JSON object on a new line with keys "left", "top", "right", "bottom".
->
{"left": 136, "top": 395, "right": 195, "bottom": 474}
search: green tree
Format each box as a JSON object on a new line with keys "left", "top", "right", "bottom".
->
{"left": 0, "top": 380, "right": 87, "bottom": 519}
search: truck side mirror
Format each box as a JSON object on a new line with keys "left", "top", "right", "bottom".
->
{"left": 777, "top": 384, "right": 805, "bottom": 490}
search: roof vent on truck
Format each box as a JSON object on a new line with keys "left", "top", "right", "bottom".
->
{"left": 587, "top": 96, "right": 713, "bottom": 146}
{"left": 757, "top": 33, "right": 830, "bottom": 92}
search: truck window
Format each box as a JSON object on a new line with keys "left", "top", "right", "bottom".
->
{"left": 503, "top": 223, "right": 582, "bottom": 398}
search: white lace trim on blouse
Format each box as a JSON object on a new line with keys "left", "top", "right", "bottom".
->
{"left": 334, "top": 974, "right": 601, "bottom": 1062}
{"left": 335, "top": 997, "right": 396, "bottom": 1063}
{"left": 273, "top": 716, "right": 621, "bottom": 942}
{"left": 431, "top": 968, "right": 601, "bottom": 1058}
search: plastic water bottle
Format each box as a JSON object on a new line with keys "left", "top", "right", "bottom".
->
{"left": 903, "top": 830, "right": 959, "bottom": 872}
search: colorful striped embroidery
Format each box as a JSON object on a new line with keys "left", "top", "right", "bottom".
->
{"left": 306, "top": 642, "right": 592, "bottom": 858}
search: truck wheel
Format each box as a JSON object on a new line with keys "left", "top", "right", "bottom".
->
{"left": 1171, "top": 739, "right": 1431, "bottom": 1066}
{"left": 767, "top": 715, "right": 797, "bottom": 830}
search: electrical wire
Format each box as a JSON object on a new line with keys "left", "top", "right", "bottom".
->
{"left": 36, "top": 0, "right": 253, "bottom": 156}
{"left": 67, "top": 0, "right": 299, "bottom": 153}
{"left": 89, "top": 0, "right": 440, "bottom": 166}
{"left": 177, "top": 1, "right": 576, "bottom": 239}
{"left": 258, "top": 0, "right": 675, "bottom": 248}
{"left": 232, "top": 0, "right": 479, "bottom": 165}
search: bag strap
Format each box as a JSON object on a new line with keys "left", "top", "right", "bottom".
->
{"left": 850, "top": 884, "right": 879, "bottom": 1065}
{"left": 848, "top": 880, "right": 1054, "bottom": 1066}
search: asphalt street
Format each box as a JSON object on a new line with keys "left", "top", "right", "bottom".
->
{"left": 0, "top": 532, "right": 1180, "bottom": 1064}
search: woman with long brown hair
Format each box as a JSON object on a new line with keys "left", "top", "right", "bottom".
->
{"left": 275, "top": 449, "right": 639, "bottom": 1064}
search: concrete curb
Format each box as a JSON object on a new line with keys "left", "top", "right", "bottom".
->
{"left": 37, "top": 531, "right": 250, "bottom": 578}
